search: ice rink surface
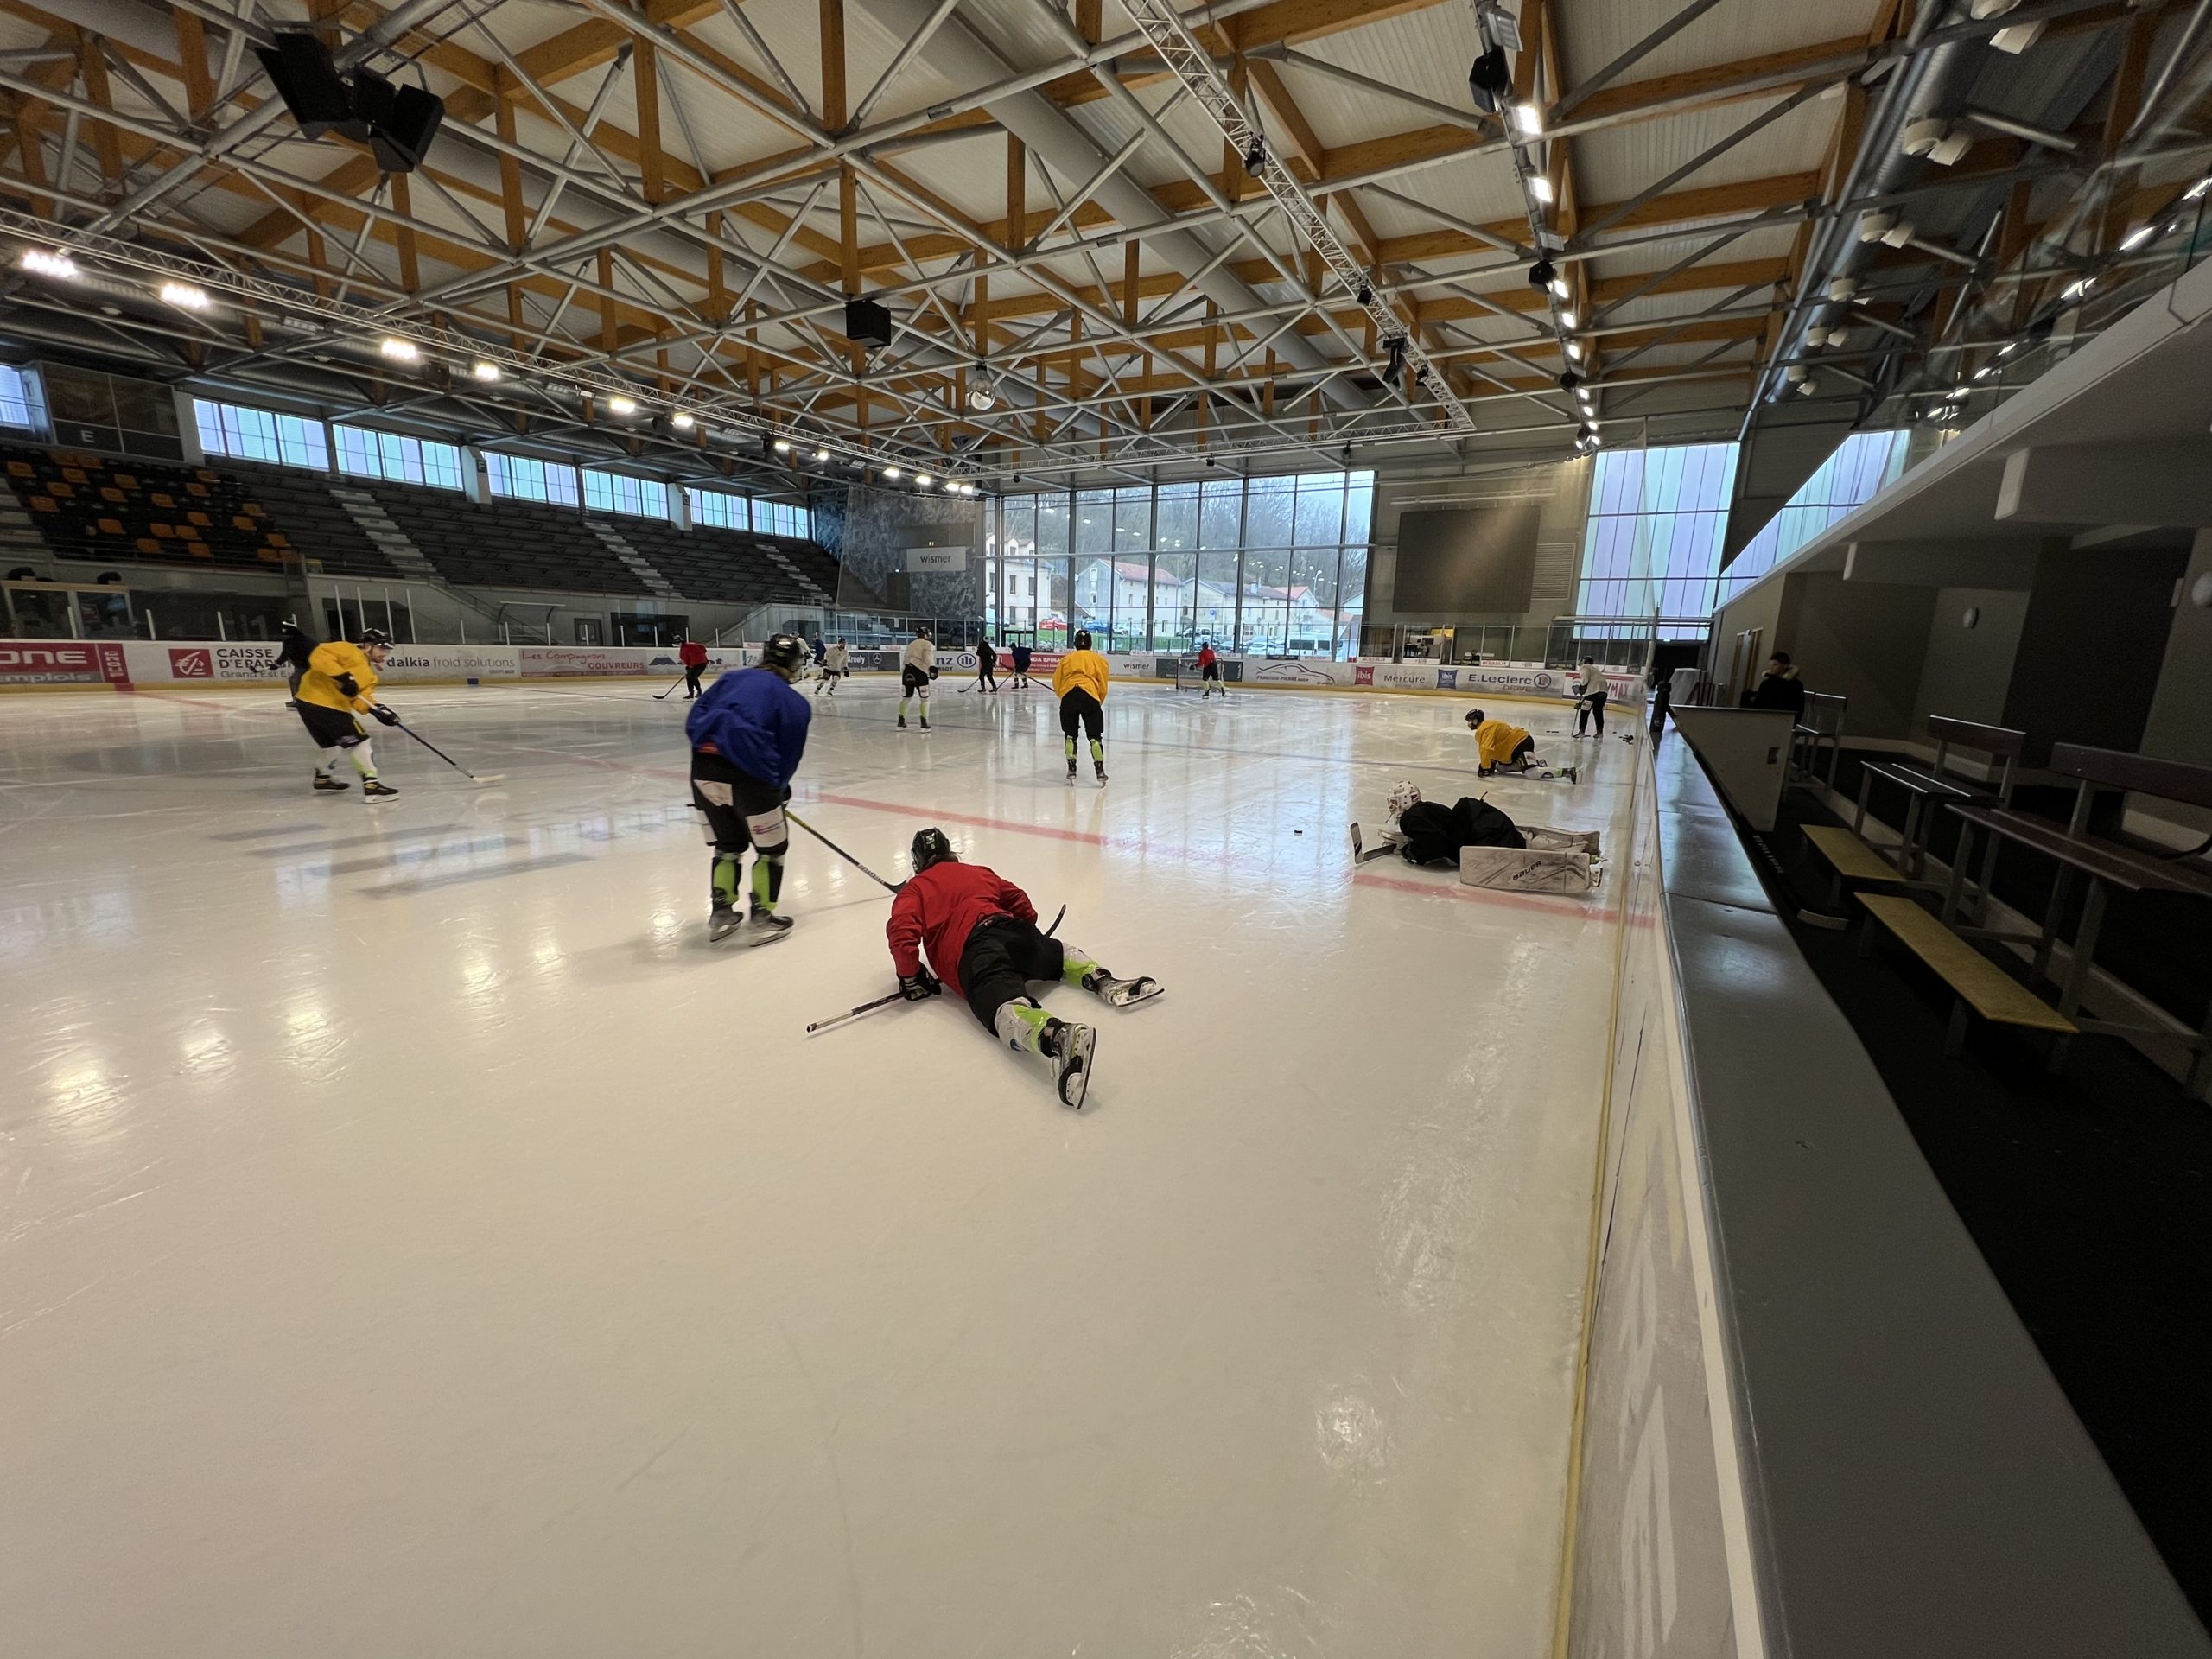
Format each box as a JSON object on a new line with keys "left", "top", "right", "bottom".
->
{"left": 0, "top": 672, "right": 1637, "bottom": 1657}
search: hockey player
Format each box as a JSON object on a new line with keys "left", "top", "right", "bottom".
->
{"left": 899, "top": 626, "right": 937, "bottom": 729}
{"left": 1466, "top": 708, "right": 1541, "bottom": 775}
{"left": 1573, "top": 658, "right": 1607, "bottom": 737}
{"left": 1008, "top": 639, "right": 1033, "bottom": 689}
{"left": 1351, "top": 782, "right": 1600, "bottom": 868}
{"left": 816, "top": 638, "right": 849, "bottom": 696}
{"left": 686, "top": 631, "right": 813, "bottom": 944}
{"left": 1053, "top": 628, "right": 1110, "bottom": 785}
{"left": 295, "top": 626, "right": 401, "bottom": 799}
{"left": 1195, "top": 640, "right": 1224, "bottom": 697}
{"left": 677, "top": 636, "right": 709, "bottom": 698}
{"left": 887, "top": 828, "right": 1161, "bottom": 1109}
{"left": 976, "top": 638, "right": 998, "bottom": 693}
{"left": 274, "top": 616, "right": 316, "bottom": 702}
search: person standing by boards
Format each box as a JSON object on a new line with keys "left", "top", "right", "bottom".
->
{"left": 976, "top": 638, "right": 999, "bottom": 694}
{"left": 1053, "top": 629, "right": 1111, "bottom": 786}
{"left": 1008, "top": 639, "right": 1033, "bottom": 689}
{"left": 1573, "top": 658, "right": 1607, "bottom": 737}
{"left": 678, "top": 636, "right": 709, "bottom": 700}
{"left": 296, "top": 626, "right": 402, "bottom": 799}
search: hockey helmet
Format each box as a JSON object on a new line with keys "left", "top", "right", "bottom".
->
{"left": 759, "top": 632, "right": 806, "bottom": 676}
{"left": 1465, "top": 708, "right": 1485, "bottom": 727}
{"left": 358, "top": 626, "right": 393, "bottom": 648}
{"left": 1386, "top": 781, "right": 1423, "bottom": 820}
{"left": 1073, "top": 629, "right": 1093, "bottom": 650}
{"left": 911, "top": 826, "right": 957, "bottom": 873}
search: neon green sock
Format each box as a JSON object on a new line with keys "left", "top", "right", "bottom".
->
{"left": 899, "top": 696, "right": 911, "bottom": 718}
{"left": 1060, "top": 950, "right": 1100, "bottom": 988}
{"left": 1089, "top": 739, "right": 1103, "bottom": 764}
{"left": 1064, "top": 734, "right": 1077, "bottom": 762}
{"left": 750, "top": 857, "right": 775, "bottom": 912}
{"left": 711, "top": 854, "right": 740, "bottom": 907}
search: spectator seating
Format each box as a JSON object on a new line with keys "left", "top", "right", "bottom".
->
{"left": 0, "top": 443, "right": 851, "bottom": 608}
{"left": 359, "top": 482, "right": 652, "bottom": 595}
{"left": 3, "top": 445, "right": 306, "bottom": 574}
{"left": 592, "top": 514, "right": 835, "bottom": 607}
{"left": 221, "top": 461, "right": 405, "bottom": 579}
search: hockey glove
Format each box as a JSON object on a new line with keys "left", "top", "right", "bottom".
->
{"left": 781, "top": 783, "right": 792, "bottom": 803}
{"left": 334, "top": 672, "right": 360, "bottom": 697}
{"left": 899, "top": 970, "right": 942, "bottom": 1001}
{"left": 370, "top": 704, "right": 400, "bottom": 727}
{"left": 929, "top": 666, "right": 940, "bottom": 679}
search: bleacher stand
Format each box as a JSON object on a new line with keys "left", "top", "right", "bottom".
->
{"left": 360, "top": 483, "right": 652, "bottom": 594}
{"left": 3, "top": 445, "right": 310, "bottom": 575}
{"left": 596, "top": 515, "right": 834, "bottom": 607}
{"left": 0, "top": 444, "right": 851, "bottom": 608}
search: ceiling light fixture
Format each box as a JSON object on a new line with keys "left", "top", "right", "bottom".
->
{"left": 378, "top": 336, "right": 418, "bottom": 361}
{"left": 914, "top": 472, "right": 933, "bottom": 486}
{"left": 1513, "top": 102, "right": 1541, "bottom": 136}
{"left": 470, "top": 359, "right": 499, "bottom": 382}
{"left": 159, "top": 281, "right": 211, "bottom": 310}
{"left": 772, "top": 438, "right": 791, "bottom": 454}
{"left": 2061, "top": 276, "right": 2091, "bottom": 300}
{"left": 2120, "top": 223, "right": 2156, "bottom": 251}
{"left": 1564, "top": 340, "right": 1582, "bottom": 360}
{"left": 20, "top": 248, "right": 77, "bottom": 279}
{"left": 1560, "top": 307, "right": 1577, "bottom": 328}
{"left": 883, "top": 465, "right": 902, "bottom": 480}
{"left": 813, "top": 448, "right": 830, "bottom": 461}
{"left": 1530, "top": 175, "right": 1555, "bottom": 205}
{"left": 671, "top": 411, "right": 695, "bottom": 429}
{"left": 606, "top": 394, "right": 636, "bottom": 415}
{"left": 1467, "top": 45, "right": 1510, "bottom": 113}
{"left": 1550, "top": 276, "right": 1570, "bottom": 300}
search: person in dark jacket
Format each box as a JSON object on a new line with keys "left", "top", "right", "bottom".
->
{"left": 1008, "top": 640, "right": 1033, "bottom": 689}
{"left": 887, "top": 829, "right": 1160, "bottom": 1109}
{"left": 677, "top": 636, "right": 709, "bottom": 699}
{"left": 1748, "top": 652, "right": 1806, "bottom": 717}
{"left": 686, "top": 632, "right": 812, "bottom": 944}
{"left": 976, "top": 638, "right": 998, "bottom": 693}
{"left": 274, "top": 618, "right": 316, "bottom": 702}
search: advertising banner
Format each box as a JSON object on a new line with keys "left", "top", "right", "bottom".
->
{"left": 0, "top": 639, "right": 128, "bottom": 684}
{"left": 1247, "top": 657, "right": 1351, "bottom": 687}
{"left": 905, "top": 546, "right": 967, "bottom": 572}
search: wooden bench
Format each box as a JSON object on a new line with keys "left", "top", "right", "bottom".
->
{"left": 1859, "top": 893, "right": 2077, "bottom": 1057}
{"left": 1856, "top": 715, "right": 2025, "bottom": 880}
{"left": 1802, "top": 823, "right": 1909, "bottom": 908}
{"left": 1790, "top": 691, "right": 1847, "bottom": 790}
{"left": 1941, "top": 743, "right": 2212, "bottom": 1093}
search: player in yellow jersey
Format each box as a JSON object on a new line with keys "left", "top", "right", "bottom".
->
{"left": 295, "top": 626, "right": 402, "bottom": 799}
{"left": 1052, "top": 629, "right": 1111, "bottom": 785}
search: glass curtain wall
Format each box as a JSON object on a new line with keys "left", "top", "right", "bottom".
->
{"left": 1714, "top": 429, "right": 1911, "bottom": 605}
{"left": 985, "top": 469, "right": 1374, "bottom": 656}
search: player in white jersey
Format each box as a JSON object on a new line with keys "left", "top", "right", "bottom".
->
{"left": 899, "top": 628, "right": 937, "bottom": 730}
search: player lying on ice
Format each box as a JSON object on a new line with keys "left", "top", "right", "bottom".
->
{"left": 887, "top": 828, "right": 1162, "bottom": 1110}
{"left": 1351, "top": 782, "right": 1601, "bottom": 866}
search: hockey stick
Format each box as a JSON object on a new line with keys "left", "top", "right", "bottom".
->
{"left": 393, "top": 721, "right": 506, "bottom": 784}
{"left": 652, "top": 672, "right": 688, "bottom": 701}
{"left": 786, "top": 810, "right": 905, "bottom": 893}
{"left": 805, "top": 988, "right": 908, "bottom": 1035}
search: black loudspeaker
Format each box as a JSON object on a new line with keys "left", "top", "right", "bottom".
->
{"left": 843, "top": 297, "right": 893, "bottom": 349}
{"left": 255, "top": 33, "right": 359, "bottom": 141}
{"left": 370, "top": 82, "right": 443, "bottom": 173}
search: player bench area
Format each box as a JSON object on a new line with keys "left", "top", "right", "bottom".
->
{"left": 1802, "top": 731, "right": 2212, "bottom": 1079}
{"left": 1799, "top": 715, "right": 2024, "bottom": 907}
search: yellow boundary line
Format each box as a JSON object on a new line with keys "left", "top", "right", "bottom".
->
{"left": 1547, "top": 722, "right": 1648, "bottom": 1659}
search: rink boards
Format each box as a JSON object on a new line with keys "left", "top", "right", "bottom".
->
{"left": 0, "top": 636, "right": 1645, "bottom": 705}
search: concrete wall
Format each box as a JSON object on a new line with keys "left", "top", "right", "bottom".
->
{"left": 1909, "top": 587, "right": 2030, "bottom": 733}
{"left": 2001, "top": 543, "right": 2184, "bottom": 763}
{"left": 2135, "top": 529, "right": 2212, "bottom": 833}
{"left": 1709, "top": 569, "right": 1795, "bottom": 703}
{"left": 1783, "top": 572, "right": 1935, "bottom": 739}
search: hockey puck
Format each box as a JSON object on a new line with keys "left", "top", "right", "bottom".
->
{"left": 1294, "top": 829, "right": 1303, "bottom": 835}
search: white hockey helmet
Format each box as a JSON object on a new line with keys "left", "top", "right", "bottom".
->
{"left": 1386, "top": 781, "right": 1422, "bottom": 820}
